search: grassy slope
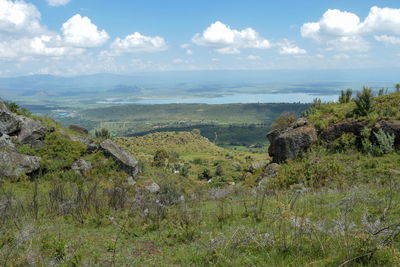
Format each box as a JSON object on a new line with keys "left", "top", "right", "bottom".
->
{"left": 1, "top": 94, "right": 400, "bottom": 266}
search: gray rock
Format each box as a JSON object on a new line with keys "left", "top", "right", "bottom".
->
{"left": 71, "top": 159, "right": 92, "bottom": 175}
{"left": 145, "top": 182, "right": 160, "bottom": 194}
{"left": 0, "top": 101, "right": 22, "bottom": 135}
{"left": 258, "top": 163, "right": 279, "bottom": 186}
{"left": 100, "top": 139, "right": 138, "bottom": 178}
{"left": 126, "top": 176, "right": 136, "bottom": 186}
{"left": 267, "top": 118, "right": 317, "bottom": 163}
{"left": 17, "top": 116, "right": 47, "bottom": 146}
{"left": 0, "top": 134, "right": 15, "bottom": 151}
{"left": 0, "top": 150, "right": 41, "bottom": 178}
{"left": 321, "top": 119, "right": 368, "bottom": 143}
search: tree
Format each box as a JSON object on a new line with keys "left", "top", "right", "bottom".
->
{"left": 395, "top": 83, "right": 400, "bottom": 93}
{"left": 338, "top": 89, "right": 352, "bottom": 103}
{"left": 353, "top": 87, "right": 374, "bottom": 117}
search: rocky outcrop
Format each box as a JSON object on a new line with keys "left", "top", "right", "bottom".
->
{"left": 0, "top": 102, "right": 21, "bottom": 135}
{"left": 145, "top": 182, "right": 160, "bottom": 194}
{"left": 267, "top": 118, "right": 317, "bottom": 163}
{"left": 100, "top": 139, "right": 139, "bottom": 178}
{"left": 321, "top": 120, "right": 368, "bottom": 143}
{"left": 258, "top": 163, "right": 279, "bottom": 186}
{"left": 373, "top": 119, "right": 400, "bottom": 149}
{"left": 71, "top": 159, "right": 92, "bottom": 176}
{"left": 0, "top": 101, "right": 47, "bottom": 147}
{"left": 17, "top": 116, "right": 47, "bottom": 146}
{"left": 0, "top": 134, "right": 15, "bottom": 151}
{"left": 0, "top": 150, "right": 41, "bottom": 178}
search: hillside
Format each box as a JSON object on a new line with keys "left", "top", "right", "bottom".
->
{"left": 0, "top": 91, "right": 400, "bottom": 266}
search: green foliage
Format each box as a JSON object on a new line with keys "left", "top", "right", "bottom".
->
{"left": 215, "top": 164, "right": 224, "bottom": 177}
{"left": 396, "top": 83, "right": 400, "bottom": 93}
{"left": 152, "top": 149, "right": 169, "bottom": 167}
{"left": 338, "top": 88, "right": 352, "bottom": 104}
{"left": 373, "top": 129, "right": 395, "bottom": 155}
{"left": 329, "top": 133, "right": 357, "bottom": 152}
{"left": 271, "top": 111, "right": 296, "bottom": 131}
{"left": 353, "top": 87, "right": 374, "bottom": 117}
{"left": 95, "top": 128, "right": 111, "bottom": 139}
{"left": 198, "top": 168, "right": 212, "bottom": 180}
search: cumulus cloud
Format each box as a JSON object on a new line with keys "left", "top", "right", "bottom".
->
{"left": 374, "top": 35, "right": 400, "bottom": 45}
{"left": 277, "top": 39, "right": 307, "bottom": 55}
{"left": 301, "top": 6, "right": 400, "bottom": 51}
{"left": 0, "top": 1, "right": 108, "bottom": 60}
{"left": 109, "top": 32, "right": 167, "bottom": 55}
{"left": 0, "top": 0, "right": 43, "bottom": 34}
{"left": 47, "top": 0, "right": 70, "bottom": 7}
{"left": 61, "top": 14, "right": 109, "bottom": 47}
{"left": 186, "top": 49, "right": 193, "bottom": 55}
{"left": 192, "top": 21, "right": 270, "bottom": 54}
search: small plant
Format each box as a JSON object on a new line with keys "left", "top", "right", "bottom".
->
{"left": 198, "top": 168, "right": 212, "bottom": 180}
{"left": 373, "top": 129, "right": 395, "bottom": 155}
{"left": 353, "top": 87, "right": 374, "bottom": 117}
{"left": 378, "top": 88, "right": 387, "bottom": 96}
{"left": 95, "top": 128, "right": 111, "bottom": 139}
{"left": 271, "top": 111, "right": 296, "bottom": 131}
{"left": 215, "top": 164, "right": 224, "bottom": 177}
{"left": 339, "top": 89, "right": 353, "bottom": 104}
{"left": 152, "top": 149, "right": 169, "bottom": 167}
{"left": 395, "top": 83, "right": 400, "bottom": 93}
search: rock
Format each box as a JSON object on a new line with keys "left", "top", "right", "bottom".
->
{"left": 100, "top": 139, "right": 139, "bottom": 178}
{"left": 145, "top": 182, "right": 160, "bottom": 194}
{"left": 126, "top": 176, "right": 136, "bottom": 186}
{"left": 71, "top": 159, "right": 92, "bottom": 175}
{"left": 0, "top": 150, "right": 41, "bottom": 178}
{"left": 258, "top": 163, "right": 279, "bottom": 186}
{"left": 69, "top": 125, "right": 89, "bottom": 135}
{"left": 0, "top": 134, "right": 15, "bottom": 151}
{"left": 373, "top": 119, "right": 400, "bottom": 149}
{"left": 267, "top": 118, "right": 317, "bottom": 163}
{"left": 0, "top": 101, "right": 22, "bottom": 135}
{"left": 17, "top": 116, "right": 47, "bottom": 146}
{"left": 321, "top": 119, "right": 368, "bottom": 143}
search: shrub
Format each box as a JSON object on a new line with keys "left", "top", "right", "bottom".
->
{"left": 373, "top": 129, "right": 395, "bottom": 155}
{"left": 271, "top": 111, "right": 296, "bottom": 131}
{"left": 152, "top": 149, "right": 169, "bottom": 167}
{"left": 338, "top": 89, "right": 352, "bottom": 104}
{"left": 329, "top": 133, "right": 357, "bottom": 152}
{"left": 396, "top": 83, "right": 400, "bottom": 93}
{"left": 95, "top": 128, "right": 111, "bottom": 139}
{"left": 353, "top": 87, "right": 374, "bottom": 116}
{"left": 198, "top": 168, "right": 212, "bottom": 180}
{"left": 215, "top": 164, "right": 224, "bottom": 177}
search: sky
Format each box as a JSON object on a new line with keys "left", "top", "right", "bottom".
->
{"left": 1, "top": 0, "right": 400, "bottom": 76}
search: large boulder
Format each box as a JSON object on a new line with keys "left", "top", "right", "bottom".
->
{"left": 0, "top": 102, "right": 22, "bottom": 135}
{"left": 0, "top": 150, "right": 41, "bottom": 178}
{"left": 0, "top": 134, "right": 15, "bottom": 151}
{"left": 71, "top": 136, "right": 99, "bottom": 153}
{"left": 100, "top": 139, "right": 139, "bottom": 178}
{"left": 0, "top": 101, "right": 47, "bottom": 146}
{"left": 321, "top": 120, "right": 368, "bottom": 143}
{"left": 267, "top": 118, "right": 317, "bottom": 163}
{"left": 17, "top": 116, "right": 47, "bottom": 146}
{"left": 373, "top": 119, "right": 400, "bottom": 149}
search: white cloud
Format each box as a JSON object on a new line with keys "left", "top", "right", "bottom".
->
{"left": 61, "top": 14, "right": 109, "bottom": 47}
{"left": 47, "top": 0, "right": 70, "bottom": 7}
{"left": 192, "top": 21, "right": 270, "bottom": 54}
{"left": 301, "top": 6, "right": 400, "bottom": 51}
{"left": 333, "top": 53, "right": 350, "bottom": 60}
{"left": 361, "top": 6, "right": 400, "bottom": 35}
{"left": 247, "top": 55, "right": 261, "bottom": 60}
{"left": 278, "top": 39, "right": 307, "bottom": 55}
{"left": 374, "top": 35, "right": 400, "bottom": 45}
{"left": 181, "top": 43, "right": 190, "bottom": 49}
{"left": 109, "top": 32, "right": 167, "bottom": 55}
{"left": 186, "top": 49, "right": 193, "bottom": 55}
{"left": 0, "top": 0, "right": 43, "bottom": 34}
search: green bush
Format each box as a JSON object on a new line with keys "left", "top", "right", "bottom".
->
{"left": 373, "top": 129, "right": 395, "bottom": 155}
{"left": 95, "top": 128, "right": 111, "bottom": 139}
{"left": 271, "top": 111, "right": 296, "bottom": 131}
{"left": 329, "top": 133, "right": 357, "bottom": 152}
{"left": 338, "top": 89, "right": 352, "bottom": 104}
{"left": 353, "top": 87, "right": 374, "bottom": 117}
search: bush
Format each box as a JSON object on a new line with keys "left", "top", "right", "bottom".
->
{"left": 271, "top": 111, "right": 296, "bottom": 131}
{"left": 373, "top": 129, "right": 395, "bottom": 155}
{"left": 198, "top": 168, "right": 212, "bottom": 180}
{"left": 353, "top": 87, "right": 374, "bottom": 116}
{"left": 95, "top": 128, "right": 111, "bottom": 139}
{"left": 338, "top": 89, "right": 352, "bottom": 104}
{"left": 152, "top": 149, "right": 169, "bottom": 167}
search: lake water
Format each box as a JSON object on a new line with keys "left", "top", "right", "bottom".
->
{"left": 97, "top": 93, "right": 339, "bottom": 105}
